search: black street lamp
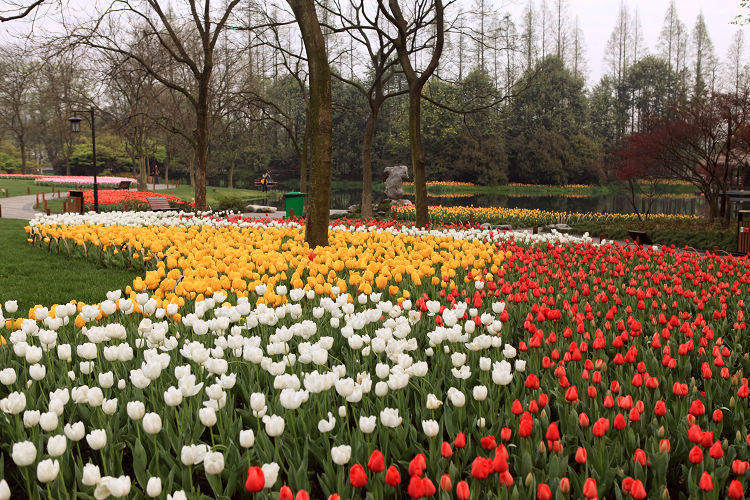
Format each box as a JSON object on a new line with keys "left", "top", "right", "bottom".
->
{"left": 69, "top": 107, "right": 98, "bottom": 213}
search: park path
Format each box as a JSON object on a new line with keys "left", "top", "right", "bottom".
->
{"left": 0, "top": 184, "right": 175, "bottom": 220}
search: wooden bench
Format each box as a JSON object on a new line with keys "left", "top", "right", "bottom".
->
{"left": 628, "top": 230, "right": 653, "bottom": 246}
{"left": 147, "top": 197, "right": 175, "bottom": 211}
{"left": 115, "top": 180, "right": 133, "bottom": 190}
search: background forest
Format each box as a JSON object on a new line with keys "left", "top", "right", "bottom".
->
{"left": 0, "top": 0, "right": 748, "bottom": 191}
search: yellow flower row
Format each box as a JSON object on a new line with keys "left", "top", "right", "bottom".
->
{"left": 391, "top": 205, "right": 700, "bottom": 227}
{"left": 26, "top": 222, "right": 506, "bottom": 326}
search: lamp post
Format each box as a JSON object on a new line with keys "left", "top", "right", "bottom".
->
{"left": 69, "top": 107, "right": 98, "bottom": 213}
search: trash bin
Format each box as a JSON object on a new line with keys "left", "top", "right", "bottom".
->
{"left": 69, "top": 190, "right": 84, "bottom": 215}
{"left": 739, "top": 210, "right": 750, "bottom": 254}
{"left": 283, "top": 192, "right": 307, "bottom": 218}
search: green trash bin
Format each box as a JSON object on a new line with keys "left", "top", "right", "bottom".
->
{"left": 283, "top": 192, "right": 307, "bottom": 218}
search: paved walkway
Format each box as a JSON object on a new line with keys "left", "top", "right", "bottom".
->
{"left": 0, "top": 184, "right": 176, "bottom": 220}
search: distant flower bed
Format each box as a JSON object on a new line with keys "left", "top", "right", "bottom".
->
{"left": 73, "top": 190, "right": 192, "bottom": 212}
{"left": 404, "top": 181, "right": 475, "bottom": 187}
{"left": 0, "top": 174, "right": 39, "bottom": 179}
{"left": 36, "top": 176, "right": 136, "bottom": 188}
{"left": 392, "top": 205, "right": 700, "bottom": 227}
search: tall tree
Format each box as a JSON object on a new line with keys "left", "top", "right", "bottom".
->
{"left": 726, "top": 30, "right": 749, "bottom": 95}
{"left": 570, "top": 15, "right": 585, "bottom": 81}
{"left": 286, "top": 0, "right": 332, "bottom": 247}
{"left": 691, "top": 12, "right": 716, "bottom": 97}
{"left": 0, "top": 46, "right": 38, "bottom": 174}
{"left": 378, "top": 0, "right": 445, "bottom": 227}
{"left": 520, "top": 1, "right": 537, "bottom": 74}
{"left": 67, "top": 0, "right": 243, "bottom": 211}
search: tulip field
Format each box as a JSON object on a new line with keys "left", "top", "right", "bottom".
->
{"left": 1, "top": 211, "right": 750, "bottom": 499}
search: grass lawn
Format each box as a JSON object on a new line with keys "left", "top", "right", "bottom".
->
{"left": 0, "top": 178, "right": 65, "bottom": 197}
{"left": 0, "top": 219, "right": 138, "bottom": 310}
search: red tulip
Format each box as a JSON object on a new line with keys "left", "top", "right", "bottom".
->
{"left": 732, "top": 459, "right": 749, "bottom": 475}
{"left": 537, "top": 483, "right": 551, "bottom": 500}
{"left": 501, "top": 427, "right": 512, "bottom": 441}
{"left": 421, "top": 477, "right": 436, "bottom": 496}
{"left": 559, "top": 477, "right": 570, "bottom": 494}
{"left": 699, "top": 471, "right": 714, "bottom": 491}
{"left": 470, "top": 456, "right": 493, "bottom": 480}
{"left": 408, "top": 454, "right": 427, "bottom": 477}
{"left": 279, "top": 485, "right": 293, "bottom": 500}
{"left": 295, "top": 491, "right": 309, "bottom": 500}
{"left": 633, "top": 448, "right": 648, "bottom": 467}
{"left": 385, "top": 465, "right": 401, "bottom": 487}
{"left": 454, "top": 432, "right": 466, "bottom": 448}
{"left": 713, "top": 409, "right": 724, "bottom": 422}
{"left": 728, "top": 479, "right": 744, "bottom": 499}
{"left": 630, "top": 479, "right": 647, "bottom": 500}
{"left": 439, "top": 474, "right": 452, "bottom": 492}
{"left": 407, "top": 475, "right": 424, "bottom": 498}
{"left": 456, "top": 480, "right": 471, "bottom": 499}
{"left": 245, "top": 466, "right": 265, "bottom": 493}
{"left": 575, "top": 447, "right": 587, "bottom": 464}
{"left": 583, "top": 478, "right": 597, "bottom": 498}
{"left": 349, "top": 464, "right": 367, "bottom": 488}
{"left": 441, "top": 441, "right": 453, "bottom": 458}
{"left": 368, "top": 450, "right": 385, "bottom": 473}
{"left": 545, "top": 422, "right": 559, "bottom": 442}
{"left": 327, "top": 494, "right": 340, "bottom": 500}
{"left": 709, "top": 441, "right": 724, "bottom": 459}
{"left": 481, "top": 435, "right": 497, "bottom": 450}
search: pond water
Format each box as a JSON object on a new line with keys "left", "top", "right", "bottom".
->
{"left": 259, "top": 187, "right": 737, "bottom": 217}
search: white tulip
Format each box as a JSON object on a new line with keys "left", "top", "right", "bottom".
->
{"left": 447, "top": 388, "right": 466, "bottom": 408}
{"left": 127, "top": 401, "right": 145, "bottom": 420}
{"left": 1, "top": 391, "right": 26, "bottom": 414}
{"left": 471, "top": 385, "right": 488, "bottom": 402}
{"left": 87, "top": 387, "right": 104, "bottom": 407}
{"left": 380, "top": 408, "right": 402, "bottom": 428}
{"left": 82, "top": 462, "right": 101, "bottom": 486}
{"left": 0, "top": 479, "right": 10, "bottom": 500}
{"left": 64, "top": 422, "right": 85, "bottom": 441}
{"left": 11, "top": 441, "right": 36, "bottom": 466}
{"left": 426, "top": 393, "right": 443, "bottom": 410}
{"left": 239, "top": 429, "right": 255, "bottom": 448}
{"left": 102, "top": 398, "right": 118, "bottom": 416}
{"left": 47, "top": 435, "right": 67, "bottom": 457}
{"left": 146, "top": 477, "right": 162, "bottom": 497}
{"left": 331, "top": 445, "right": 351, "bottom": 465}
{"left": 86, "top": 429, "right": 107, "bottom": 450}
{"left": 4, "top": 300, "right": 17, "bottom": 313}
{"left": 261, "top": 462, "right": 280, "bottom": 489}
{"left": 143, "top": 413, "right": 162, "bottom": 434}
{"left": 263, "top": 415, "right": 285, "bottom": 437}
{"left": 0, "top": 368, "right": 16, "bottom": 385}
{"left": 98, "top": 372, "right": 114, "bottom": 389}
{"left": 164, "top": 387, "right": 183, "bottom": 407}
{"left": 199, "top": 407, "right": 217, "bottom": 427}
{"left": 36, "top": 459, "right": 60, "bottom": 483}
{"left": 250, "top": 393, "right": 265, "bottom": 412}
{"left": 23, "top": 410, "right": 40, "bottom": 428}
{"left": 422, "top": 419, "right": 440, "bottom": 437}
{"left": 25, "top": 345, "right": 43, "bottom": 364}
{"left": 167, "top": 491, "right": 188, "bottom": 500}
{"left": 359, "top": 415, "right": 377, "bottom": 434}
{"left": 204, "top": 451, "right": 224, "bottom": 475}
{"left": 39, "top": 411, "right": 58, "bottom": 431}
{"left": 317, "top": 412, "right": 336, "bottom": 433}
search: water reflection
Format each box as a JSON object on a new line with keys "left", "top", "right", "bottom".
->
{"left": 319, "top": 189, "right": 708, "bottom": 216}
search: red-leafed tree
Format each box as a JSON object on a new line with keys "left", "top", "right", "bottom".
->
{"left": 618, "top": 91, "right": 750, "bottom": 222}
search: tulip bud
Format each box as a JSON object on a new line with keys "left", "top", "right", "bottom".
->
{"left": 538, "top": 440, "right": 546, "bottom": 455}
{"left": 525, "top": 472, "right": 533, "bottom": 487}
{"left": 730, "top": 396, "right": 736, "bottom": 409}
{"left": 559, "top": 477, "right": 570, "bottom": 494}
{"left": 440, "top": 474, "right": 452, "bottom": 492}
{"left": 662, "top": 486, "right": 671, "bottom": 499}
{"left": 658, "top": 426, "right": 665, "bottom": 438}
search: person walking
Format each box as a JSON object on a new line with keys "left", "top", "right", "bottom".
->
{"left": 152, "top": 164, "right": 160, "bottom": 186}
{"left": 260, "top": 171, "right": 270, "bottom": 192}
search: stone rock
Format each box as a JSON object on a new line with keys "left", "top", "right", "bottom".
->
{"left": 245, "top": 204, "right": 276, "bottom": 213}
{"left": 480, "top": 223, "right": 513, "bottom": 231}
{"left": 497, "top": 224, "right": 513, "bottom": 230}
{"left": 390, "top": 199, "right": 413, "bottom": 206}
{"left": 347, "top": 204, "right": 360, "bottom": 213}
{"left": 384, "top": 165, "right": 409, "bottom": 199}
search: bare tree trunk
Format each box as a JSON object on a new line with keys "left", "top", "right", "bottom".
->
{"left": 361, "top": 109, "right": 378, "bottom": 219}
{"left": 193, "top": 86, "right": 210, "bottom": 210}
{"left": 228, "top": 153, "right": 235, "bottom": 189}
{"left": 409, "top": 88, "right": 428, "bottom": 227}
{"left": 139, "top": 156, "right": 147, "bottom": 191}
{"left": 288, "top": 0, "right": 332, "bottom": 247}
{"left": 19, "top": 137, "right": 26, "bottom": 174}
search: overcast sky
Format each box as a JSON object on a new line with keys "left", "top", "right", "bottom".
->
{"left": 513, "top": 0, "right": 750, "bottom": 85}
